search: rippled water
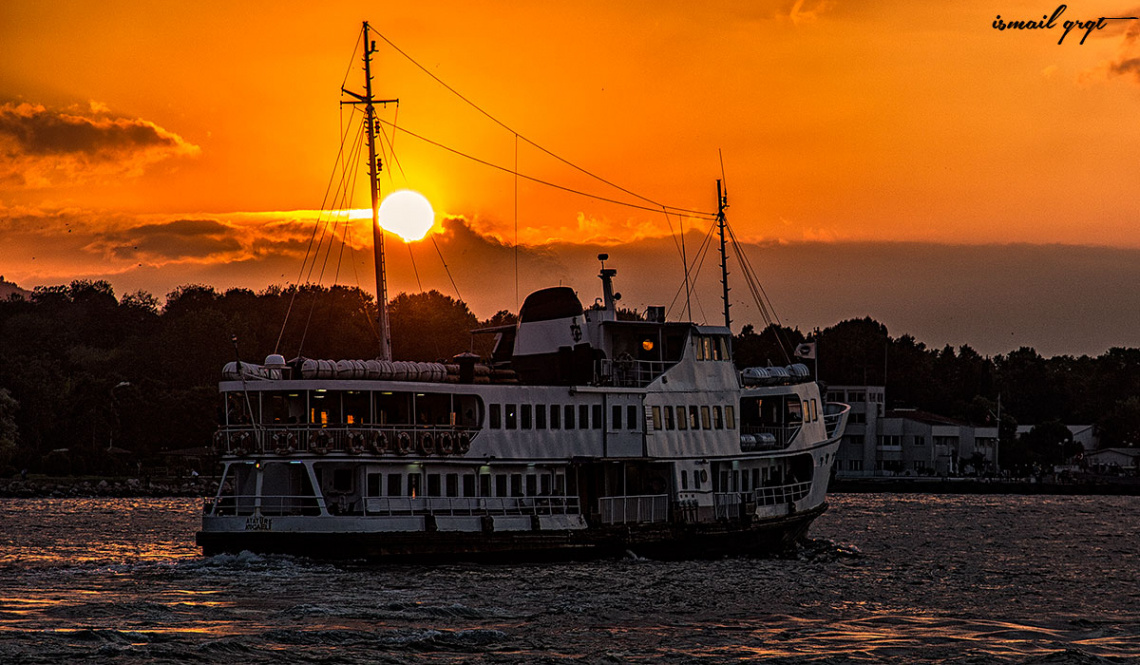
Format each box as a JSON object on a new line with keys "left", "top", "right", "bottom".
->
{"left": 1, "top": 494, "right": 1137, "bottom": 663}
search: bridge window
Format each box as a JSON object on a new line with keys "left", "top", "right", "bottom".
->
{"left": 506, "top": 404, "right": 518, "bottom": 430}
{"left": 564, "top": 405, "right": 575, "bottom": 429}
{"left": 726, "top": 405, "right": 736, "bottom": 429}
{"left": 592, "top": 405, "right": 602, "bottom": 429}
{"left": 536, "top": 405, "right": 547, "bottom": 429}
{"left": 612, "top": 405, "right": 622, "bottom": 430}
{"left": 689, "top": 406, "right": 700, "bottom": 430}
{"left": 427, "top": 473, "right": 441, "bottom": 496}
{"left": 676, "top": 406, "right": 687, "bottom": 431}
{"left": 479, "top": 473, "right": 491, "bottom": 497}
{"left": 652, "top": 406, "right": 662, "bottom": 430}
{"left": 490, "top": 404, "right": 501, "bottom": 429}
{"left": 579, "top": 405, "right": 590, "bottom": 429}
{"left": 628, "top": 405, "right": 638, "bottom": 430}
{"left": 713, "top": 406, "right": 723, "bottom": 429}
{"left": 700, "top": 406, "right": 711, "bottom": 429}
{"left": 550, "top": 405, "right": 561, "bottom": 429}
{"left": 446, "top": 473, "right": 458, "bottom": 497}
{"left": 463, "top": 474, "right": 475, "bottom": 497}
{"left": 495, "top": 474, "right": 508, "bottom": 497}
{"left": 521, "top": 404, "right": 532, "bottom": 429}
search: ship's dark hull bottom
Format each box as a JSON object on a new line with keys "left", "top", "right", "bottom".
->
{"left": 196, "top": 503, "right": 827, "bottom": 563}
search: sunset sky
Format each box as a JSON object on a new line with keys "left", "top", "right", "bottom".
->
{"left": 3, "top": 0, "right": 1140, "bottom": 357}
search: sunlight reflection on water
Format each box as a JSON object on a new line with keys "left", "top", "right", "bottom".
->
{"left": 0, "top": 495, "right": 1137, "bottom": 663}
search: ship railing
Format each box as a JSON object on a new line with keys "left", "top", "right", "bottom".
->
{"left": 753, "top": 481, "right": 812, "bottom": 506}
{"left": 823, "top": 402, "right": 851, "bottom": 439}
{"left": 598, "top": 494, "right": 669, "bottom": 525}
{"left": 362, "top": 495, "right": 580, "bottom": 517}
{"left": 740, "top": 424, "right": 801, "bottom": 449}
{"left": 212, "top": 425, "right": 477, "bottom": 455}
{"left": 595, "top": 358, "right": 676, "bottom": 388}
{"left": 204, "top": 494, "right": 321, "bottom": 516}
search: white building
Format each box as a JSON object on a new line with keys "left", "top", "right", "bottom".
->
{"left": 829, "top": 386, "right": 997, "bottom": 478}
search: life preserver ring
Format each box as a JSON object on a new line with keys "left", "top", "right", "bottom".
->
{"left": 285, "top": 432, "right": 298, "bottom": 449}
{"left": 456, "top": 432, "right": 471, "bottom": 454}
{"left": 311, "top": 430, "right": 331, "bottom": 454}
{"left": 418, "top": 432, "right": 436, "bottom": 456}
{"left": 370, "top": 431, "right": 387, "bottom": 455}
{"left": 346, "top": 432, "right": 364, "bottom": 455}
{"left": 213, "top": 431, "right": 226, "bottom": 448}
{"left": 396, "top": 432, "right": 413, "bottom": 455}
{"left": 438, "top": 432, "right": 455, "bottom": 455}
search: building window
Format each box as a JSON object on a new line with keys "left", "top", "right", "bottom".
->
{"left": 912, "top": 435, "right": 925, "bottom": 446}
{"left": 850, "top": 412, "right": 866, "bottom": 424}
{"left": 848, "top": 460, "right": 863, "bottom": 471}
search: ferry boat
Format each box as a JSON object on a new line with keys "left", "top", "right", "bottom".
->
{"left": 195, "top": 24, "right": 849, "bottom": 561}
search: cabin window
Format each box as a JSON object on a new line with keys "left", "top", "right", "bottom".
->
{"left": 700, "top": 406, "right": 711, "bottom": 430}
{"left": 367, "top": 473, "right": 382, "bottom": 497}
{"left": 526, "top": 474, "right": 537, "bottom": 496}
{"left": 695, "top": 336, "right": 705, "bottom": 361}
{"left": 510, "top": 474, "right": 523, "bottom": 497}
{"left": 592, "top": 405, "right": 602, "bottom": 429}
{"left": 628, "top": 405, "right": 638, "bottom": 430}
{"left": 726, "top": 405, "right": 736, "bottom": 429}
{"left": 554, "top": 473, "right": 566, "bottom": 496}
{"left": 463, "top": 474, "right": 476, "bottom": 497}
{"left": 521, "top": 404, "right": 532, "bottom": 429}
{"left": 490, "top": 404, "right": 502, "bottom": 429}
{"left": 427, "top": 473, "right": 441, "bottom": 497}
{"left": 495, "top": 474, "right": 508, "bottom": 497}
{"left": 446, "top": 473, "right": 459, "bottom": 498}
{"left": 387, "top": 473, "right": 402, "bottom": 497}
{"left": 681, "top": 470, "right": 689, "bottom": 490}
{"left": 694, "top": 469, "right": 702, "bottom": 489}
{"left": 612, "top": 405, "right": 622, "bottom": 430}
{"left": 713, "top": 406, "right": 723, "bottom": 429}
{"left": 579, "top": 405, "right": 590, "bottom": 429}
{"left": 811, "top": 399, "right": 818, "bottom": 421}
{"left": 742, "top": 470, "right": 750, "bottom": 492}
{"left": 752, "top": 468, "right": 761, "bottom": 488}
{"left": 689, "top": 406, "right": 700, "bottom": 430}
{"left": 506, "top": 404, "right": 518, "bottom": 430}
{"left": 703, "top": 336, "right": 713, "bottom": 361}
{"left": 540, "top": 474, "right": 552, "bottom": 496}
{"left": 550, "top": 405, "right": 561, "bottom": 429}
{"left": 652, "top": 406, "right": 662, "bottom": 430}
{"left": 564, "top": 405, "right": 575, "bottom": 429}
{"left": 676, "top": 406, "right": 687, "bottom": 430}
{"left": 664, "top": 406, "right": 675, "bottom": 430}
{"left": 332, "top": 469, "right": 353, "bottom": 492}
{"left": 535, "top": 405, "right": 546, "bottom": 429}
{"left": 407, "top": 474, "right": 421, "bottom": 498}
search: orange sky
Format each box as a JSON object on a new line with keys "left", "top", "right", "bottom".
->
{"left": 3, "top": 1, "right": 1140, "bottom": 355}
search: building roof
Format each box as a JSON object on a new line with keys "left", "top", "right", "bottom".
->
{"left": 884, "top": 409, "right": 970, "bottom": 427}
{"left": 1087, "top": 448, "right": 1140, "bottom": 459}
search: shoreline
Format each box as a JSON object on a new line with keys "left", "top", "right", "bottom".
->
{"left": 831, "top": 477, "right": 1140, "bottom": 496}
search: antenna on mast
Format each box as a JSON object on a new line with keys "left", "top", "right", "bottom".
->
{"left": 342, "top": 21, "right": 399, "bottom": 361}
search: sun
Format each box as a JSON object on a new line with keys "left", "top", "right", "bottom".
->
{"left": 378, "top": 190, "right": 434, "bottom": 242}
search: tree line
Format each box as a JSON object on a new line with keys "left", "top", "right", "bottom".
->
{"left": 0, "top": 282, "right": 1136, "bottom": 476}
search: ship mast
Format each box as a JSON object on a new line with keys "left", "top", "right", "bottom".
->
{"left": 342, "top": 21, "right": 398, "bottom": 361}
{"left": 717, "top": 179, "right": 731, "bottom": 330}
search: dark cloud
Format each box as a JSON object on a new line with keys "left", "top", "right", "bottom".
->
{"left": 0, "top": 102, "right": 199, "bottom": 187}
